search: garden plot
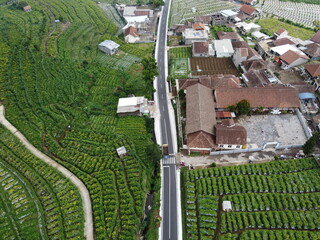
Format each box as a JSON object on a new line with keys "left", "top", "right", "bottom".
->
{"left": 169, "top": 0, "right": 238, "bottom": 26}
{"left": 171, "top": 58, "right": 189, "bottom": 77}
{"left": 237, "top": 114, "right": 307, "bottom": 148}
{"left": 257, "top": 0, "right": 320, "bottom": 28}
{"left": 190, "top": 57, "right": 239, "bottom": 76}
{"left": 97, "top": 53, "right": 141, "bottom": 70}
{"left": 181, "top": 158, "right": 320, "bottom": 239}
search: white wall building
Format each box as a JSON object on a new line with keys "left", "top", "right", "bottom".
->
{"left": 213, "top": 39, "right": 234, "bottom": 58}
{"left": 98, "top": 40, "right": 120, "bottom": 55}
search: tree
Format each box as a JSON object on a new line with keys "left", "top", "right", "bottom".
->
{"left": 236, "top": 99, "right": 251, "bottom": 115}
{"left": 151, "top": 0, "right": 164, "bottom": 7}
{"left": 141, "top": 57, "right": 158, "bottom": 83}
{"left": 227, "top": 104, "right": 237, "bottom": 113}
{"left": 145, "top": 144, "right": 162, "bottom": 168}
{"left": 303, "top": 133, "right": 318, "bottom": 155}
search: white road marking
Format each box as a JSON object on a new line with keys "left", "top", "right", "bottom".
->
{"left": 161, "top": 94, "right": 164, "bottom": 99}
{"left": 163, "top": 166, "right": 171, "bottom": 238}
{"left": 161, "top": 84, "right": 163, "bottom": 88}
{"left": 164, "top": 119, "right": 169, "bottom": 145}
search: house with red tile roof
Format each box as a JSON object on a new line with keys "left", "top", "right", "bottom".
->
{"left": 311, "top": 30, "right": 320, "bottom": 44}
{"left": 123, "top": 26, "right": 140, "bottom": 43}
{"left": 279, "top": 50, "right": 309, "bottom": 69}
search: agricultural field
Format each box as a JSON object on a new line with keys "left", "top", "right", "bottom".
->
{"left": 181, "top": 158, "right": 320, "bottom": 239}
{"left": 169, "top": 46, "right": 192, "bottom": 58}
{"left": 190, "top": 57, "right": 239, "bottom": 76}
{"left": 92, "top": 0, "right": 148, "bottom": 4}
{"left": 169, "top": 0, "right": 237, "bottom": 27}
{"left": 257, "top": 0, "right": 320, "bottom": 28}
{"left": 256, "top": 18, "right": 316, "bottom": 40}
{"left": 98, "top": 3, "right": 126, "bottom": 36}
{"left": 0, "top": 0, "right": 157, "bottom": 239}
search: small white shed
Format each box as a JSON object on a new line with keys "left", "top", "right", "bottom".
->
{"left": 98, "top": 40, "right": 120, "bottom": 55}
{"left": 222, "top": 201, "right": 232, "bottom": 212}
{"left": 116, "top": 146, "right": 127, "bottom": 158}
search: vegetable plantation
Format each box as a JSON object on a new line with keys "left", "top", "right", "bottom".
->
{"left": 0, "top": 0, "right": 156, "bottom": 239}
{"left": 181, "top": 158, "right": 320, "bottom": 239}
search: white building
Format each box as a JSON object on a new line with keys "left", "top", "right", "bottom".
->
{"left": 117, "top": 97, "right": 149, "bottom": 116}
{"left": 98, "top": 40, "right": 120, "bottom": 55}
{"left": 213, "top": 39, "right": 234, "bottom": 58}
{"left": 123, "top": 26, "right": 140, "bottom": 43}
{"left": 236, "top": 22, "right": 261, "bottom": 33}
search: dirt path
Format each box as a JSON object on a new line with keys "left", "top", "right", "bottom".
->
{"left": 0, "top": 105, "right": 94, "bottom": 240}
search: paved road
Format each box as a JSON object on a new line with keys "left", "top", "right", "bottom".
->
{"left": 0, "top": 105, "right": 94, "bottom": 240}
{"left": 156, "top": 0, "right": 179, "bottom": 239}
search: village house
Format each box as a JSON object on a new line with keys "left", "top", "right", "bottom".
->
{"left": 116, "top": 96, "right": 149, "bottom": 116}
{"left": 212, "top": 10, "right": 240, "bottom": 26}
{"left": 215, "top": 119, "right": 247, "bottom": 150}
{"left": 123, "top": 26, "right": 140, "bottom": 43}
{"left": 273, "top": 28, "right": 288, "bottom": 39}
{"left": 185, "top": 83, "right": 216, "bottom": 152}
{"left": 233, "top": 41, "right": 261, "bottom": 67}
{"left": 98, "top": 40, "right": 120, "bottom": 55}
{"left": 213, "top": 39, "right": 234, "bottom": 58}
{"left": 214, "top": 87, "right": 300, "bottom": 111}
{"left": 272, "top": 38, "right": 296, "bottom": 47}
{"left": 251, "top": 31, "right": 270, "bottom": 40}
{"left": 243, "top": 69, "right": 279, "bottom": 87}
{"left": 235, "top": 22, "right": 261, "bottom": 34}
{"left": 192, "top": 41, "right": 214, "bottom": 57}
{"left": 279, "top": 50, "right": 309, "bottom": 69}
{"left": 301, "top": 43, "right": 320, "bottom": 61}
{"left": 217, "top": 31, "right": 239, "bottom": 42}
{"left": 305, "top": 64, "right": 320, "bottom": 82}
{"left": 311, "top": 30, "right": 320, "bottom": 44}
{"left": 238, "top": 5, "right": 259, "bottom": 20}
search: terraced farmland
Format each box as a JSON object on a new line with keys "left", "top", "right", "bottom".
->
{"left": 0, "top": 0, "right": 157, "bottom": 239}
{"left": 181, "top": 158, "right": 320, "bottom": 239}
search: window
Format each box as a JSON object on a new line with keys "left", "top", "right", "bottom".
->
{"left": 228, "top": 145, "right": 232, "bottom": 148}
{"left": 236, "top": 145, "right": 241, "bottom": 148}
{"left": 220, "top": 145, "right": 224, "bottom": 147}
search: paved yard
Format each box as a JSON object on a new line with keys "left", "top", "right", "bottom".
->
{"left": 237, "top": 114, "right": 307, "bottom": 148}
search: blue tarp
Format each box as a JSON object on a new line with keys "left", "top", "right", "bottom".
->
{"left": 299, "top": 92, "right": 316, "bottom": 100}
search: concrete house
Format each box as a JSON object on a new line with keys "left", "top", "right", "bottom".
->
{"left": 214, "top": 39, "right": 234, "bottom": 58}
{"left": 117, "top": 97, "right": 149, "bottom": 116}
{"left": 183, "top": 28, "right": 209, "bottom": 45}
{"left": 123, "top": 26, "right": 140, "bottom": 43}
{"left": 217, "top": 31, "right": 239, "bottom": 42}
{"left": 305, "top": 64, "right": 320, "bottom": 86}
{"left": 236, "top": 22, "right": 261, "bottom": 34}
{"left": 279, "top": 50, "right": 309, "bottom": 69}
{"left": 238, "top": 5, "right": 259, "bottom": 20}
{"left": 98, "top": 40, "right": 120, "bottom": 55}
{"left": 311, "top": 30, "right": 320, "bottom": 44}
{"left": 215, "top": 119, "right": 247, "bottom": 150}
{"left": 192, "top": 41, "right": 209, "bottom": 57}
{"left": 233, "top": 42, "right": 261, "bottom": 67}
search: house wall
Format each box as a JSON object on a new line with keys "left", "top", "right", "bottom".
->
{"left": 281, "top": 58, "right": 309, "bottom": 69}
{"left": 233, "top": 51, "right": 247, "bottom": 67}
{"left": 218, "top": 144, "right": 243, "bottom": 149}
{"left": 185, "top": 38, "right": 208, "bottom": 45}
{"left": 216, "top": 51, "right": 234, "bottom": 58}
{"left": 98, "top": 45, "right": 118, "bottom": 55}
{"left": 193, "top": 52, "right": 209, "bottom": 57}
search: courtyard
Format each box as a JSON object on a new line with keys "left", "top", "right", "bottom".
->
{"left": 237, "top": 114, "right": 307, "bottom": 148}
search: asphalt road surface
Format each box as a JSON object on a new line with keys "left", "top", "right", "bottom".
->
{"left": 156, "top": 0, "right": 179, "bottom": 239}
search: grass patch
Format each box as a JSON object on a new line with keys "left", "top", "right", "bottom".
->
{"left": 256, "top": 18, "right": 315, "bottom": 40}
{"left": 169, "top": 47, "right": 192, "bottom": 58}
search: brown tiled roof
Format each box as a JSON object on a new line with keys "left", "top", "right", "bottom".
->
{"left": 239, "top": 48, "right": 248, "bottom": 57}
{"left": 311, "top": 30, "right": 320, "bottom": 44}
{"left": 215, "top": 120, "right": 247, "bottom": 145}
{"left": 290, "top": 82, "right": 315, "bottom": 94}
{"left": 173, "top": 25, "right": 191, "bottom": 33}
{"left": 124, "top": 26, "right": 139, "bottom": 37}
{"left": 239, "top": 5, "right": 256, "bottom": 15}
{"left": 242, "top": 59, "right": 267, "bottom": 72}
{"left": 193, "top": 41, "right": 209, "bottom": 55}
{"left": 192, "top": 23, "right": 205, "bottom": 30}
{"left": 186, "top": 83, "right": 216, "bottom": 135}
{"left": 194, "top": 15, "right": 212, "bottom": 25}
{"left": 247, "top": 48, "right": 260, "bottom": 59}
{"left": 303, "top": 43, "right": 320, "bottom": 58}
{"left": 305, "top": 64, "right": 320, "bottom": 77}
{"left": 232, "top": 41, "right": 249, "bottom": 49}
{"left": 187, "top": 131, "right": 216, "bottom": 149}
{"left": 216, "top": 112, "right": 233, "bottom": 118}
{"left": 217, "top": 31, "right": 239, "bottom": 40}
{"left": 280, "top": 50, "right": 309, "bottom": 65}
{"left": 179, "top": 75, "right": 241, "bottom": 90}
{"left": 273, "top": 38, "right": 295, "bottom": 46}
{"left": 215, "top": 87, "right": 300, "bottom": 108}
{"left": 275, "top": 28, "right": 286, "bottom": 35}
{"left": 243, "top": 70, "right": 270, "bottom": 87}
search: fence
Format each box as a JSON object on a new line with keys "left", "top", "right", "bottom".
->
{"left": 209, "top": 147, "right": 263, "bottom": 156}
{"left": 275, "top": 144, "right": 304, "bottom": 150}
{"left": 296, "top": 108, "right": 312, "bottom": 139}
